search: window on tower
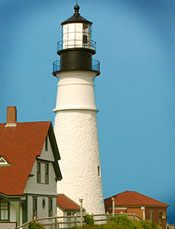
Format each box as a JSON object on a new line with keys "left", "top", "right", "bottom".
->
{"left": 98, "top": 165, "right": 101, "bottom": 177}
{"left": 62, "top": 23, "right": 91, "bottom": 49}
{"left": 83, "top": 35, "right": 88, "bottom": 44}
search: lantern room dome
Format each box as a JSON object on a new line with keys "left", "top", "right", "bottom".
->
{"left": 61, "top": 4, "right": 92, "bottom": 25}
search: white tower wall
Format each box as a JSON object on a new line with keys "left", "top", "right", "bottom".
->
{"left": 54, "top": 71, "right": 104, "bottom": 214}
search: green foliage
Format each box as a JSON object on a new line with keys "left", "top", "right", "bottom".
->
{"left": 72, "top": 215, "right": 161, "bottom": 229}
{"left": 84, "top": 214, "right": 94, "bottom": 226}
{"left": 109, "top": 214, "right": 136, "bottom": 228}
{"left": 137, "top": 220, "right": 161, "bottom": 229}
{"left": 28, "top": 222, "right": 44, "bottom": 229}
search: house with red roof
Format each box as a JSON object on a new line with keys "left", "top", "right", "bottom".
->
{"left": 0, "top": 107, "right": 62, "bottom": 228}
{"left": 57, "top": 194, "right": 84, "bottom": 228}
{"left": 104, "top": 191, "right": 168, "bottom": 229}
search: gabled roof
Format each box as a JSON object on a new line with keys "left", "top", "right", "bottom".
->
{"left": 57, "top": 194, "right": 80, "bottom": 211}
{"left": 0, "top": 121, "right": 62, "bottom": 196}
{"left": 104, "top": 191, "right": 168, "bottom": 207}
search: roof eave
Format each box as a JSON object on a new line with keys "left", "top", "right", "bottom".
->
{"left": 115, "top": 204, "right": 169, "bottom": 208}
{"left": 0, "top": 193, "right": 23, "bottom": 199}
{"left": 48, "top": 123, "right": 62, "bottom": 180}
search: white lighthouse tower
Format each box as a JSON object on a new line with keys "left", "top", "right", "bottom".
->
{"left": 53, "top": 4, "right": 105, "bottom": 214}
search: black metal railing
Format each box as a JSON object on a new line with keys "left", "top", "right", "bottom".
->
{"left": 53, "top": 59, "right": 100, "bottom": 74}
{"left": 57, "top": 40, "right": 96, "bottom": 52}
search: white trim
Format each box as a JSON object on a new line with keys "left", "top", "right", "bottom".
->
{"left": 0, "top": 156, "right": 9, "bottom": 166}
{"left": 53, "top": 107, "right": 98, "bottom": 112}
{"left": 141, "top": 206, "right": 145, "bottom": 220}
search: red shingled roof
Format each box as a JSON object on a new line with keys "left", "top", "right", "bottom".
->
{"left": 104, "top": 191, "right": 168, "bottom": 207}
{"left": 57, "top": 194, "right": 80, "bottom": 210}
{"left": 0, "top": 121, "right": 51, "bottom": 196}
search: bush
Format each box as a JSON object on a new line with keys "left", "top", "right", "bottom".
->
{"left": 138, "top": 220, "right": 161, "bottom": 229}
{"left": 28, "top": 222, "right": 44, "bottom": 229}
{"left": 72, "top": 215, "right": 161, "bottom": 229}
{"left": 84, "top": 214, "right": 94, "bottom": 226}
{"left": 110, "top": 214, "right": 136, "bottom": 228}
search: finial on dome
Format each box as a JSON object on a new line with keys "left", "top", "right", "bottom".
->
{"left": 74, "top": 4, "right": 80, "bottom": 15}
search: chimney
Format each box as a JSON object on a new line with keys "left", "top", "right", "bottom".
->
{"left": 5, "top": 106, "right": 17, "bottom": 127}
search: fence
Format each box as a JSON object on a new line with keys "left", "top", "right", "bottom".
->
{"left": 15, "top": 213, "right": 141, "bottom": 229}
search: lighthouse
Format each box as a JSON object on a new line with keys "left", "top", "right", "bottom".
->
{"left": 53, "top": 4, "right": 105, "bottom": 214}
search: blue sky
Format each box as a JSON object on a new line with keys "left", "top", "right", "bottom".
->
{"left": 0, "top": 0, "right": 175, "bottom": 223}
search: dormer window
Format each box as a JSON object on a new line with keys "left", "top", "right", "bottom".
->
{"left": 0, "top": 156, "right": 9, "bottom": 166}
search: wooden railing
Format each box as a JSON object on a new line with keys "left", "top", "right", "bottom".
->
{"left": 16, "top": 213, "right": 141, "bottom": 229}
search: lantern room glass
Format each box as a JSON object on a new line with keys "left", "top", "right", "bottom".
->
{"left": 62, "top": 23, "right": 92, "bottom": 49}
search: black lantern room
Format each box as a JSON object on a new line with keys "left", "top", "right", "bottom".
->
{"left": 53, "top": 5, "right": 100, "bottom": 76}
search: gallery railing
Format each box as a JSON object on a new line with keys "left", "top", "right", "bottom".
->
{"left": 53, "top": 59, "right": 100, "bottom": 74}
{"left": 57, "top": 40, "right": 96, "bottom": 52}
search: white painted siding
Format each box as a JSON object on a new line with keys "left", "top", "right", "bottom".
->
{"left": 24, "top": 160, "right": 57, "bottom": 195}
{"left": 20, "top": 204, "right": 22, "bottom": 225}
{"left": 23, "top": 136, "right": 57, "bottom": 196}
{"left": 10, "top": 203, "right": 16, "bottom": 222}
{"left": 27, "top": 196, "right": 57, "bottom": 220}
{"left": 39, "top": 136, "right": 55, "bottom": 162}
{"left": 9, "top": 202, "right": 23, "bottom": 225}
{"left": 27, "top": 196, "right": 33, "bottom": 221}
{"left": 23, "top": 135, "right": 58, "bottom": 221}
{"left": 0, "top": 222, "right": 16, "bottom": 229}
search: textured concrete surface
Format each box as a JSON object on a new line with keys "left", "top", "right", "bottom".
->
{"left": 55, "top": 110, "right": 104, "bottom": 214}
{"left": 54, "top": 71, "right": 104, "bottom": 214}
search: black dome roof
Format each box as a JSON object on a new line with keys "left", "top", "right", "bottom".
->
{"left": 61, "top": 5, "right": 92, "bottom": 25}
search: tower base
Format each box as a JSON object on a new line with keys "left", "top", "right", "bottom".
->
{"left": 55, "top": 110, "right": 105, "bottom": 214}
